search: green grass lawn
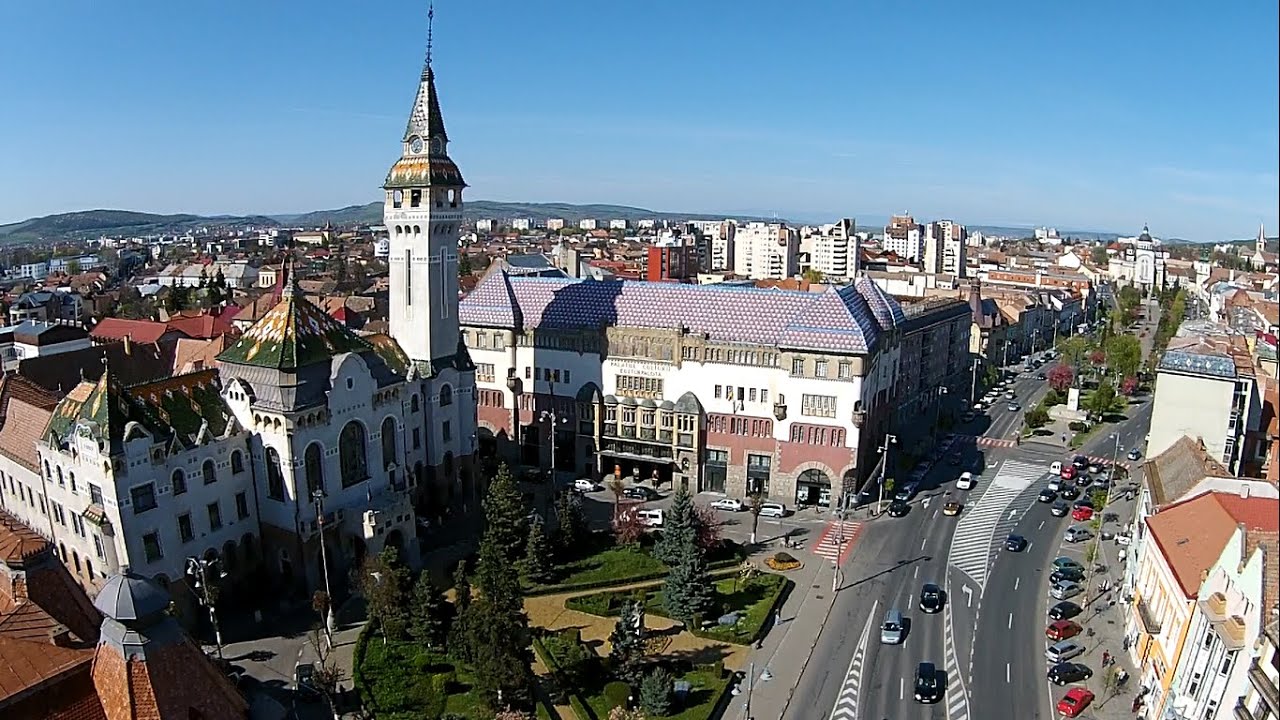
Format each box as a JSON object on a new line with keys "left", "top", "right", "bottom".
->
{"left": 355, "top": 633, "right": 490, "bottom": 720}
{"left": 551, "top": 545, "right": 667, "bottom": 588}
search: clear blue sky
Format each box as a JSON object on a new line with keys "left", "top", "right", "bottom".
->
{"left": 1, "top": 1, "right": 1276, "bottom": 241}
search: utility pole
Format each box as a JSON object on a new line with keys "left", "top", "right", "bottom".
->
{"left": 931, "top": 386, "right": 949, "bottom": 445}
{"left": 877, "top": 435, "right": 898, "bottom": 513}
{"left": 969, "top": 358, "right": 980, "bottom": 406}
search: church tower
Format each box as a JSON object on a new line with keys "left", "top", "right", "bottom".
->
{"left": 385, "top": 7, "right": 465, "bottom": 367}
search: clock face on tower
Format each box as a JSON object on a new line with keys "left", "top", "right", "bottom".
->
{"left": 409, "top": 136, "right": 424, "bottom": 154}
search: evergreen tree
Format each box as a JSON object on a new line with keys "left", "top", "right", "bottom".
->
{"left": 467, "top": 596, "right": 534, "bottom": 711}
{"left": 662, "top": 542, "right": 714, "bottom": 628}
{"left": 518, "top": 520, "right": 553, "bottom": 585}
{"left": 608, "top": 599, "right": 647, "bottom": 687}
{"left": 166, "top": 284, "right": 191, "bottom": 312}
{"left": 638, "top": 667, "right": 673, "bottom": 716}
{"left": 653, "top": 487, "right": 695, "bottom": 565}
{"left": 482, "top": 464, "right": 530, "bottom": 568}
{"left": 408, "top": 573, "right": 450, "bottom": 647}
{"left": 452, "top": 561, "right": 472, "bottom": 614}
{"left": 447, "top": 563, "right": 474, "bottom": 663}
{"left": 360, "top": 547, "right": 411, "bottom": 640}
{"left": 554, "top": 490, "right": 586, "bottom": 552}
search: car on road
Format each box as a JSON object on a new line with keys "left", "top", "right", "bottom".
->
{"left": 1048, "top": 662, "right": 1094, "bottom": 685}
{"left": 956, "top": 472, "right": 976, "bottom": 490}
{"left": 880, "top": 609, "right": 905, "bottom": 644}
{"left": 1051, "top": 580, "right": 1083, "bottom": 600}
{"left": 1048, "top": 601, "right": 1083, "bottom": 620}
{"left": 1050, "top": 461, "right": 1063, "bottom": 475}
{"left": 1072, "top": 455, "right": 1089, "bottom": 470}
{"left": 1037, "top": 371, "right": 1047, "bottom": 379}
{"left": 573, "top": 478, "right": 604, "bottom": 492}
{"left": 1007, "top": 402, "right": 1021, "bottom": 412}
{"left": 637, "top": 508, "right": 664, "bottom": 527}
{"left": 623, "top": 486, "right": 660, "bottom": 501}
{"left": 1050, "top": 500, "right": 1070, "bottom": 517}
{"left": 294, "top": 663, "right": 320, "bottom": 702}
{"left": 1053, "top": 557, "right": 1085, "bottom": 572}
{"left": 1088, "top": 462, "right": 1104, "bottom": 474}
{"left": 1045, "top": 639, "right": 1086, "bottom": 664}
{"left": 1046, "top": 620, "right": 1082, "bottom": 641}
{"left": 919, "top": 583, "right": 944, "bottom": 613}
{"left": 1050, "top": 567, "right": 1086, "bottom": 584}
{"left": 1060, "top": 465, "right": 1077, "bottom": 481}
{"left": 1064, "top": 526, "right": 1093, "bottom": 543}
{"left": 913, "top": 662, "right": 942, "bottom": 703}
{"left": 1128, "top": 448, "right": 1141, "bottom": 461}
{"left": 887, "top": 500, "right": 911, "bottom": 517}
{"left": 1059, "top": 485, "right": 1080, "bottom": 500}
{"left": 758, "top": 502, "right": 788, "bottom": 518}
{"left": 1005, "top": 391, "right": 1017, "bottom": 399}
{"left": 710, "top": 497, "right": 745, "bottom": 512}
{"left": 1073, "top": 497, "right": 1095, "bottom": 509}
{"left": 942, "top": 501, "right": 963, "bottom": 517}
{"left": 1056, "top": 687, "right": 1095, "bottom": 718}
{"left": 1071, "top": 505, "right": 1094, "bottom": 522}
{"left": 1038, "top": 488, "right": 1057, "bottom": 503}
{"left": 893, "top": 483, "right": 918, "bottom": 502}
{"left": 1005, "top": 534, "right": 1028, "bottom": 552}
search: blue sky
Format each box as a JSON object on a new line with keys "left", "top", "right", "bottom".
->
{"left": 1, "top": 1, "right": 1276, "bottom": 241}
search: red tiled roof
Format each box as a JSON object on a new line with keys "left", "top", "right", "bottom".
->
{"left": 0, "top": 511, "right": 49, "bottom": 566}
{"left": 1147, "top": 492, "right": 1280, "bottom": 598}
{"left": 165, "top": 312, "right": 238, "bottom": 340}
{"left": 89, "top": 318, "right": 175, "bottom": 344}
{"left": 0, "top": 636, "right": 94, "bottom": 703}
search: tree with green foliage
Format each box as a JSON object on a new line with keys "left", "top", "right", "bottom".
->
{"left": 166, "top": 284, "right": 191, "bottom": 312}
{"left": 1105, "top": 334, "right": 1142, "bottom": 379}
{"left": 360, "top": 546, "right": 411, "bottom": 640}
{"left": 608, "top": 599, "right": 648, "bottom": 687}
{"left": 447, "top": 562, "right": 474, "bottom": 662}
{"left": 639, "top": 667, "right": 673, "bottom": 716}
{"left": 653, "top": 486, "right": 696, "bottom": 565}
{"left": 662, "top": 537, "right": 714, "bottom": 627}
{"left": 1058, "top": 335, "right": 1091, "bottom": 369}
{"left": 482, "top": 464, "right": 529, "bottom": 568}
{"left": 1024, "top": 405, "right": 1050, "bottom": 429}
{"left": 1090, "top": 245, "right": 1109, "bottom": 267}
{"left": 554, "top": 490, "right": 587, "bottom": 551}
{"left": 518, "top": 519, "right": 553, "bottom": 585}
{"left": 1084, "top": 381, "right": 1119, "bottom": 421}
{"left": 66, "top": 259, "right": 82, "bottom": 275}
{"left": 408, "top": 573, "right": 450, "bottom": 647}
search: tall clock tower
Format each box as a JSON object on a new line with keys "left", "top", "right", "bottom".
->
{"left": 384, "top": 41, "right": 465, "bottom": 367}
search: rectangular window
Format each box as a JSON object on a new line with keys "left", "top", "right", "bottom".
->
{"left": 792, "top": 358, "right": 805, "bottom": 376}
{"left": 131, "top": 483, "right": 158, "bottom": 514}
{"left": 525, "top": 366, "right": 532, "bottom": 379}
{"left": 761, "top": 389, "right": 769, "bottom": 404}
{"left": 413, "top": 428, "right": 422, "bottom": 449}
{"left": 476, "top": 363, "right": 496, "bottom": 383}
{"left": 443, "top": 421, "right": 452, "bottom": 442}
{"left": 235, "top": 492, "right": 250, "bottom": 520}
{"left": 801, "top": 394, "right": 838, "bottom": 418}
{"left": 749, "top": 388, "right": 758, "bottom": 402}
{"left": 714, "top": 385, "right": 722, "bottom": 399}
{"left": 493, "top": 333, "right": 504, "bottom": 350}
{"left": 815, "top": 360, "right": 828, "bottom": 378}
{"left": 838, "top": 361, "right": 852, "bottom": 379}
{"left": 207, "top": 502, "right": 222, "bottom": 531}
{"left": 178, "top": 513, "right": 194, "bottom": 543}
{"left": 89, "top": 483, "right": 104, "bottom": 505}
{"left": 544, "top": 368, "right": 552, "bottom": 382}
{"left": 93, "top": 534, "right": 105, "bottom": 559}
{"left": 1221, "top": 651, "right": 1235, "bottom": 675}
{"left": 564, "top": 370, "right": 571, "bottom": 384}
{"left": 615, "top": 374, "right": 664, "bottom": 398}
{"left": 143, "top": 532, "right": 163, "bottom": 563}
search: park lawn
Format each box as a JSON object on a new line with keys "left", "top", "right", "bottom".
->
{"left": 552, "top": 545, "right": 667, "bottom": 588}
{"left": 356, "top": 633, "right": 490, "bottom": 720}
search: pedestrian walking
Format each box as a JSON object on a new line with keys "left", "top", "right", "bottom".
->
{"left": 1103, "top": 651, "right": 1111, "bottom": 666}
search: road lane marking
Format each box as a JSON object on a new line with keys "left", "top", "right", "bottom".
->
{"left": 1006, "top": 663, "right": 1011, "bottom": 683}
{"left": 1014, "top": 577, "right": 1020, "bottom": 591}
{"left": 921, "top": 537, "right": 928, "bottom": 552}
{"left": 827, "top": 599, "right": 878, "bottom": 720}
{"left": 899, "top": 677, "right": 904, "bottom": 700}
{"left": 963, "top": 585, "right": 973, "bottom": 607}
{"left": 914, "top": 565, "right": 920, "bottom": 579}
{"left": 1008, "top": 613, "right": 1013, "bottom": 629}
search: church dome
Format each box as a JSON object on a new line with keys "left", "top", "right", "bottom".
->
{"left": 94, "top": 573, "right": 171, "bottom": 623}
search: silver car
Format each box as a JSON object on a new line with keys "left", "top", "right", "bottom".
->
{"left": 1051, "top": 580, "right": 1082, "bottom": 600}
{"left": 1045, "top": 640, "right": 1085, "bottom": 664}
{"left": 1064, "top": 526, "right": 1093, "bottom": 543}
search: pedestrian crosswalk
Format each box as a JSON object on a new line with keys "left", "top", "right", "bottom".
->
{"left": 948, "top": 460, "right": 1045, "bottom": 590}
{"left": 950, "top": 433, "right": 1018, "bottom": 449}
{"left": 810, "top": 520, "right": 863, "bottom": 564}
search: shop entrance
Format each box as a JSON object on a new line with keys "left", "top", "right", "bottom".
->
{"left": 601, "top": 452, "right": 675, "bottom": 488}
{"left": 795, "top": 468, "right": 832, "bottom": 507}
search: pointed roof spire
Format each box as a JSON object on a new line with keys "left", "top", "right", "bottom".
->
{"left": 425, "top": 2, "right": 435, "bottom": 73}
{"left": 404, "top": 2, "right": 447, "bottom": 146}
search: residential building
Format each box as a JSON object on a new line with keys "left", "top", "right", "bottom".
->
{"left": 546, "top": 218, "right": 566, "bottom": 231}
{"left": 802, "top": 218, "right": 858, "bottom": 280}
{"left": 89, "top": 317, "right": 187, "bottom": 347}
{"left": 0, "top": 322, "right": 92, "bottom": 370}
{"left": 610, "top": 219, "right": 629, "bottom": 231}
{"left": 923, "top": 220, "right": 967, "bottom": 278}
{"left": 48, "top": 255, "right": 101, "bottom": 273}
{"left": 733, "top": 222, "right": 799, "bottom": 280}
{"left": 152, "top": 261, "right": 259, "bottom": 289}
{"left": 707, "top": 220, "right": 737, "bottom": 272}
{"left": 8, "top": 289, "right": 83, "bottom": 324}
{"left": 1235, "top": 619, "right": 1279, "bottom": 720}
{"left": 459, "top": 271, "right": 960, "bottom": 505}
{"left": 966, "top": 280, "right": 1010, "bottom": 377}
{"left": 1126, "top": 492, "right": 1279, "bottom": 719}
{"left": 1148, "top": 322, "right": 1265, "bottom": 472}
{"left": 15, "top": 261, "right": 49, "bottom": 280}
{"left": 579, "top": 218, "right": 599, "bottom": 231}
{"left": 476, "top": 218, "right": 496, "bottom": 233}
{"left": 511, "top": 218, "right": 533, "bottom": 231}
{"left": 882, "top": 214, "right": 924, "bottom": 262}
{"left": 646, "top": 242, "right": 698, "bottom": 282}
{"left": 891, "top": 297, "right": 974, "bottom": 452}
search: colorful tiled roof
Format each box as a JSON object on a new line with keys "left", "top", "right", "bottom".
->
{"left": 217, "top": 288, "right": 372, "bottom": 370}
{"left": 1147, "top": 492, "right": 1280, "bottom": 598}
{"left": 460, "top": 273, "right": 901, "bottom": 354}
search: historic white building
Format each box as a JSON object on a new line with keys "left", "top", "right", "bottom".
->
{"left": 1108, "top": 225, "right": 1168, "bottom": 292}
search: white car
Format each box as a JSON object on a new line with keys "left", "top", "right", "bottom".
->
{"left": 758, "top": 502, "right": 788, "bottom": 518}
{"left": 710, "top": 497, "right": 745, "bottom": 512}
{"left": 1050, "top": 461, "right": 1063, "bottom": 475}
{"left": 956, "top": 472, "right": 976, "bottom": 491}
{"left": 637, "top": 508, "right": 664, "bottom": 527}
{"left": 573, "top": 478, "right": 603, "bottom": 492}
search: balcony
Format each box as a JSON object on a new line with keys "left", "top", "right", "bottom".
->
{"left": 1213, "top": 615, "right": 1249, "bottom": 650}
{"left": 1234, "top": 700, "right": 1257, "bottom": 720}
{"left": 1135, "top": 597, "right": 1164, "bottom": 635}
{"left": 1201, "top": 591, "right": 1228, "bottom": 620}
{"left": 1248, "top": 659, "right": 1280, "bottom": 718}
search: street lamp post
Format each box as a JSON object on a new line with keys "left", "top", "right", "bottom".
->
{"left": 186, "top": 555, "right": 226, "bottom": 660}
{"left": 969, "top": 358, "right": 980, "bottom": 407}
{"left": 1085, "top": 433, "right": 1123, "bottom": 601}
{"left": 931, "top": 386, "right": 949, "bottom": 445}
{"left": 312, "top": 489, "right": 336, "bottom": 638}
{"left": 540, "top": 405, "right": 569, "bottom": 519}
{"left": 876, "top": 434, "right": 899, "bottom": 514}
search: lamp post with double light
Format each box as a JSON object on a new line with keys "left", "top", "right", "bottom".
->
{"left": 186, "top": 555, "right": 226, "bottom": 660}
{"left": 877, "top": 434, "right": 898, "bottom": 514}
{"left": 312, "top": 488, "right": 336, "bottom": 638}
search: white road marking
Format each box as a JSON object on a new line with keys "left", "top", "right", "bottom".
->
{"left": 914, "top": 565, "right": 920, "bottom": 579}
{"left": 1008, "top": 613, "right": 1013, "bottom": 629}
{"left": 922, "top": 537, "right": 928, "bottom": 552}
{"left": 899, "top": 677, "right": 904, "bottom": 700}
{"left": 1006, "top": 663, "right": 1011, "bottom": 683}
{"left": 1014, "top": 577, "right": 1020, "bottom": 591}
{"left": 963, "top": 584, "right": 973, "bottom": 607}
{"left": 1038, "top": 520, "right": 1045, "bottom": 530}
{"left": 827, "top": 599, "right": 878, "bottom": 720}
{"left": 949, "top": 460, "right": 1045, "bottom": 591}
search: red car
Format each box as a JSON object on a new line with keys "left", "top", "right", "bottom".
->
{"left": 1071, "top": 505, "right": 1094, "bottom": 522}
{"left": 1057, "top": 687, "right": 1095, "bottom": 717}
{"left": 1045, "top": 619, "right": 1082, "bottom": 641}
{"left": 1060, "top": 465, "right": 1077, "bottom": 480}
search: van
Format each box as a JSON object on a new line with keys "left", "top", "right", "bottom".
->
{"left": 1050, "top": 461, "right": 1063, "bottom": 475}
{"left": 1045, "top": 640, "right": 1085, "bottom": 664}
{"left": 637, "top": 508, "right": 664, "bottom": 527}
{"left": 880, "top": 609, "right": 905, "bottom": 645}
{"left": 758, "top": 502, "right": 787, "bottom": 519}
{"left": 956, "top": 472, "right": 975, "bottom": 491}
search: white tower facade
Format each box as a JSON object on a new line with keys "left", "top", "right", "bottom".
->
{"left": 385, "top": 57, "right": 465, "bottom": 366}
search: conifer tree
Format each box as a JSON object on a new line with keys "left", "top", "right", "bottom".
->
{"left": 518, "top": 520, "right": 553, "bottom": 585}
{"left": 408, "top": 573, "right": 449, "bottom": 647}
{"left": 653, "top": 486, "right": 695, "bottom": 565}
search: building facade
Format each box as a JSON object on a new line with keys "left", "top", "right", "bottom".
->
{"left": 733, "top": 222, "right": 799, "bottom": 280}
{"left": 923, "top": 220, "right": 967, "bottom": 278}
{"left": 882, "top": 214, "right": 924, "bottom": 262}
{"left": 802, "top": 218, "right": 858, "bottom": 280}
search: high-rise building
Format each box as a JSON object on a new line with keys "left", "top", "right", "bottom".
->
{"left": 882, "top": 214, "right": 924, "bottom": 262}
{"left": 802, "top": 218, "right": 858, "bottom": 280}
{"left": 733, "top": 222, "right": 799, "bottom": 280}
{"left": 924, "top": 219, "right": 967, "bottom": 277}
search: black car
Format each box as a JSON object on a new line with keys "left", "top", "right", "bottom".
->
{"left": 1048, "top": 601, "right": 1083, "bottom": 620}
{"left": 1075, "top": 473, "right": 1094, "bottom": 488}
{"left": 1073, "top": 497, "right": 1096, "bottom": 509}
{"left": 1048, "top": 662, "right": 1094, "bottom": 686}
{"left": 1005, "top": 534, "right": 1028, "bottom": 552}
{"left": 887, "top": 500, "right": 911, "bottom": 517}
{"left": 1072, "top": 455, "right": 1088, "bottom": 469}
{"left": 1050, "top": 500, "right": 1070, "bottom": 517}
{"left": 1060, "top": 485, "right": 1080, "bottom": 500}
{"left": 1038, "top": 489, "right": 1057, "bottom": 503}
{"left": 622, "top": 486, "right": 659, "bottom": 501}
{"left": 1050, "top": 567, "right": 1086, "bottom": 584}
{"left": 920, "top": 583, "right": 944, "bottom": 613}
{"left": 913, "top": 662, "right": 942, "bottom": 703}
{"left": 1037, "top": 371, "right": 1047, "bottom": 379}
{"left": 294, "top": 663, "right": 320, "bottom": 702}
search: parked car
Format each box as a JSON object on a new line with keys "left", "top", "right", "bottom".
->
{"left": 1051, "top": 581, "right": 1083, "bottom": 600}
{"left": 573, "top": 478, "right": 603, "bottom": 492}
{"left": 1048, "top": 662, "right": 1093, "bottom": 686}
{"left": 294, "top": 663, "right": 320, "bottom": 702}
{"left": 1088, "top": 463, "right": 1103, "bottom": 474}
{"left": 1073, "top": 497, "right": 1095, "bottom": 510}
{"left": 637, "top": 508, "right": 664, "bottom": 527}
{"left": 1050, "top": 500, "right": 1070, "bottom": 517}
{"left": 1053, "top": 558, "right": 1085, "bottom": 572}
{"left": 1059, "top": 485, "right": 1080, "bottom": 500}
{"left": 1048, "top": 601, "right": 1083, "bottom": 621}
{"left": 1046, "top": 620, "right": 1082, "bottom": 641}
{"left": 623, "top": 486, "right": 660, "bottom": 501}
{"left": 710, "top": 497, "right": 745, "bottom": 512}
{"left": 1038, "top": 489, "right": 1057, "bottom": 503}
{"left": 919, "top": 583, "right": 944, "bottom": 613}
{"left": 887, "top": 500, "right": 911, "bottom": 517}
{"left": 913, "top": 662, "right": 942, "bottom": 703}
{"left": 1050, "top": 567, "right": 1086, "bottom": 584}
{"left": 1005, "top": 534, "right": 1028, "bottom": 552}
{"left": 1072, "top": 455, "right": 1088, "bottom": 469}
{"left": 1045, "top": 639, "right": 1086, "bottom": 664}
{"left": 942, "top": 501, "right": 963, "bottom": 517}
{"left": 894, "top": 482, "right": 919, "bottom": 502}
{"left": 1057, "top": 687, "right": 1095, "bottom": 718}
{"left": 758, "top": 502, "right": 788, "bottom": 518}
{"left": 956, "top": 472, "right": 976, "bottom": 490}
{"left": 1064, "top": 526, "right": 1093, "bottom": 543}
{"left": 1060, "top": 465, "right": 1077, "bottom": 481}
{"left": 1007, "top": 402, "right": 1021, "bottom": 412}
{"left": 1071, "top": 505, "right": 1094, "bottom": 522}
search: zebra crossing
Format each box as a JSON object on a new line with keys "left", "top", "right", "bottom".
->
{"left": 949, "top": 433, "right": 1018, "bottom": 449}
{"left": 810, "top": 520, "right": 863, "bottom": 564}
{"left": 947, "top": 460, "right": 1046, "bottom": 591}
{"left": 944, "top": 580, "right": 971, "bottom": 720}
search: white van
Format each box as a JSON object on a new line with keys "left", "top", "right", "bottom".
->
{"left": 759, "top": 502, "right": 787, "bottom": 518}
{"left": 956, "top": 472, "right": 975, "bottom": 491}
{"left": 637, "top": 508, "right": 664, "bottom": 527}
{"left": 1050, "top": 461, "right": 1063, "bottom": 475}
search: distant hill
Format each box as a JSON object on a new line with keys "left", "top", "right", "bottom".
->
{"left": 272, "top": 200, "right": 777, "bottom": 227}
{"left": 0, "top": 208, "right": 276, "bottom": 245}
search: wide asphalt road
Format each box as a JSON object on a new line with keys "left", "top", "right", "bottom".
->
{"left": 966, "top": 400, "right": 1153, "bottom": 719}
{"left": 789, "top": 438, "right": 993, "bottom": 720}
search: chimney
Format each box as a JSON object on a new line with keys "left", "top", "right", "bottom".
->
{"left": 1238, "top": 482, "right": 1250, "bottom": 499}
{"left": 123, "top": 334, "right": 131, "bottom": 355}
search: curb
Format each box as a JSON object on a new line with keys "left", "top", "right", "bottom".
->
{"left": 774, "top": 563, "right": 839, "bottom": 719}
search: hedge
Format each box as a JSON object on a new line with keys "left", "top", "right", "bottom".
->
{"left": 532, "top": 634, "right": 595, "bottom": 720}
{"left": 528, "top": 553, "right": 745, "bottom": 597}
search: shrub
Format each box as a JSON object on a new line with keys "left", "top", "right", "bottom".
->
{"left": 771, "top": 551, "right": 797, "bottom": 564}
{"left": 1068, "top": 421, "right": 1090, "bottom": 432}
{"left": 639, "top": 667, "right": 673, "bottom": 716}
{"left": 603, "top": 681, "right": 632, "bottom": 711}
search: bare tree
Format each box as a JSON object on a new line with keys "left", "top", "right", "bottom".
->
{"left": 607, "top": 476, "right": 626, "bottom": 519}
{"left": 748, "top": 492, "right": 765, "bottom": 544}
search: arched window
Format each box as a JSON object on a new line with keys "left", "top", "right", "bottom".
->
{"left": 231, "top": 450, "right": 245, "bottom": 474}
{"left": 43, "top": 460, "right": 50, "bottom": 480}
{"left": 266, "top": 448, "right": 285, "bottom": 500}
{"left": 172, "top": 469, "right": 187, "bottom": 496}
{"left": 202, "top": 459, "right": 216, "bottom": 485}
{"left": 439, "top": 385, "right": 453, "bottom": 407}
{"left": 86, "top": 560, "right": 94, "bottom": 579}
{"left": 380, "top": 417, "right": 397, "bottom": 468}
{"left": 304, "top": 443, "right": 324, "bottom": 496}
{"left": 56, "top": 467, "right": 64, "bottom": 488}
{"left": 72, "top": 550, "right": 81, "bottom": 573}
{"left": 68, "top": 472, "right": 76, "bottom": 494}
{"left": 410, "top": 394, "right": 420, "bottom": 413}
{"left": 339, "top": 422, "right": 368, "bottom": 488}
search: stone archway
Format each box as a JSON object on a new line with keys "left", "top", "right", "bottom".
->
{"left": 795, "top": 466, "right": 833, "bottom": 507}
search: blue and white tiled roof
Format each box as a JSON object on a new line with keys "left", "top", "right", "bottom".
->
{"left": 461, "top": 272, "right": 903, "bottom": 354}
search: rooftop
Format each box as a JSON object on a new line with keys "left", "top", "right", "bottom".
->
{"left": 1144, "top": 435, "right": 1234, "bottom": 508}
{"left": 1146, "top": 492, "right": 1280, "bottom": 598}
